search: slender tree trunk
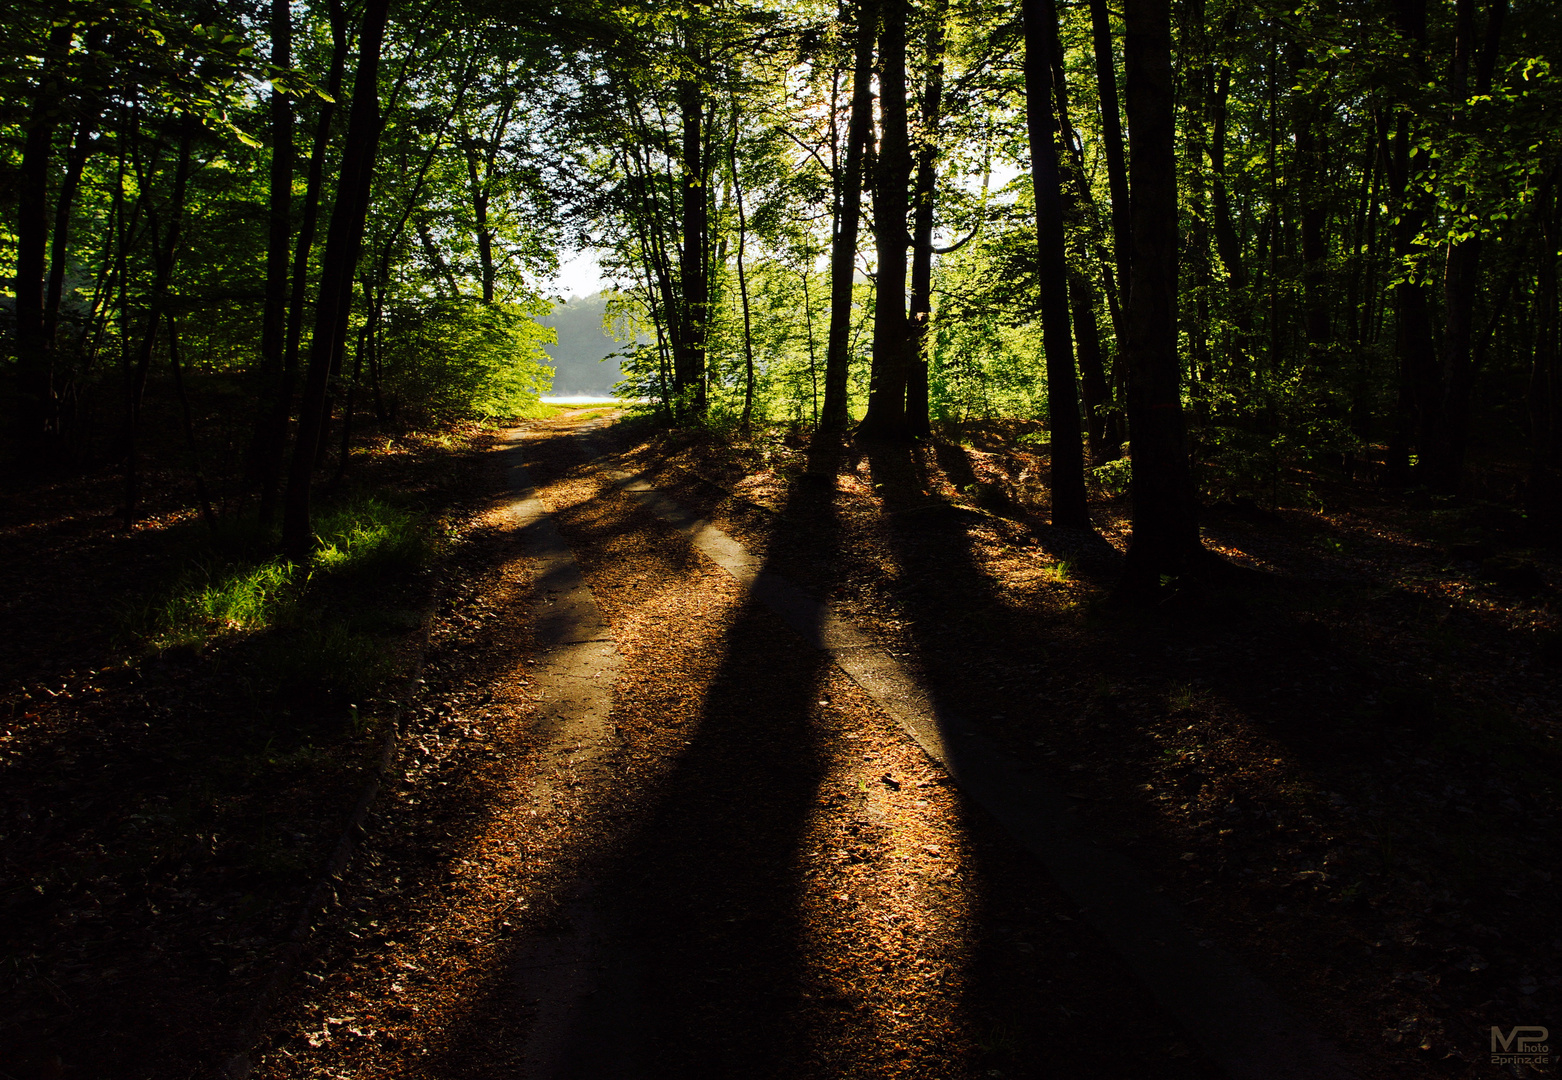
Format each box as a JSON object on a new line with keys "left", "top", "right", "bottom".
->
{"left": 1528, "top": 179, "right": 1561, "bottom": 528}
{"left": 166, "top": 312, "right": 217, "bottom": 531}
{"left": 820, "top": 0, "right": 878, "bottom": 433}
{"left": 282, "top": 0, "right": 392, "bottom": 557}
{"left": 1051, "top": 18, "right": 1119, "bottom": 462}
{"left": 1208, "top": 66, "right": 1249, "bottom": 309}
{"left": 254, "top": 0, "right": 293, "bottom": 503}
{"left": 1121, "top": 0, "right": 1205, "bottom": 584}
{"left": 1087, "top": 0, "right": 1131, "bottom": 307}
{"left": 676, "top": 78, "right": 710, "bottom": 415}
{"left": 730, "top": 109, "right": 757, "bottom": 429}
{"left": 905, "top": 0, "right": 947, "bottom": 439}
{"left": 1020, "top": 0, "right": 1090, "bottom": 526}
{"left": 1381, "top": 0, "right": 1436, "bottom": 486}
{"left": 1297, "top": 123, "right": 1330, "bottom": 360}
{"left": 14, "top": 23, "right": 75, "bottom": 463}
{"left": 801, "top": 249, "right": 820, "bottom": 425}
{"left": 1350, "top": 133, "right": 1382, "bottom": 451}
{"left": 857, "top": 0, "right": 913, "bottom": 440}
{"left": 333, "top": 287, "right": 372, "bottom": 489}
{"left": 1432, "top": 0, "right": 1508, "bottom": 493}
{"left": 462, "top": 93, "right": 513, "bottom": 305}
{"left": 44, "top": 107, "right": 103, "bottom": 354}
{"left": 123, "top": 119, "right": 194, "bottom": 529}
{"left": 256, "top": 0, "right": 347, "bottom": 524}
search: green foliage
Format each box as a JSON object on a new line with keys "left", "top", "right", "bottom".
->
{"left": 1089, "top": 457, "right": 1132, "bottom": 496}
{"left": 378, "top": 299, "right": 555, "bottom": 422}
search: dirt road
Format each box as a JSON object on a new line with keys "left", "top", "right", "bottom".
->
{"left": 247, "top": 413, "right": 1344, "bottom": 1079}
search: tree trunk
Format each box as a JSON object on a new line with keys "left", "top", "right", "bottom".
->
{"left": 730, "top": 108, "right": 757, "bottom": 429}
{"left": 821, "top": 0, "right": 878, "bottom": 434}
{"left": 1087, "top": 0, "right": 1131, "bottom": 307}
{"left": 256, "top": 0, "right": 347, "bottom": 525}
{"left": 255, "top": 0, "right": 293, "bottom": 503}
{"left": 13, "top": 23, "right": 76, "bottom": 463}
{"left": 1528, "top": 179, "right": 1561, "bottom": 529}
{"left": 1020, "top": 0, "right": 1090, "bottom": 527}
{"left": 1121, "top": 0, "right": 1205, "bottom": 584}
{"left": 675, "top": 78, "right": 709, "bottom": 415}
{"left": 1431, "top": 0, "right": 1508, "bottom": 494}
{"left": 282, "top": 0, "right": 392, "bottom": 557}
{"left": 1380, "top": 0, "right": 1437, "bottom": 486}
{"left": 463, "top": 93, "right": 514, "bottom": 305}
{"left": 44, "top": 107, "right": 103, "bottom": 356}
{"left": 1208, "top": 66, "right": 1249, "bottom": 308}
{"left": 1050, "top": 17, "right": 1119, "bottom": 462}
{"left": 123, "top": 119, "right": 194, "bottom": 529}
{"left": 856, "top": 0, "right": 913, "bottom": 441}
{"left": 905, "top": 0, "right": 947, "bottom": 439}
{"left": 166, "top": 312, "right": 218, "bottom": 532}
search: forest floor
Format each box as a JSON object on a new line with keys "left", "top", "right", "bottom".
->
{"left": 2, "top": 408, "right": 1559, "bottom": 1079}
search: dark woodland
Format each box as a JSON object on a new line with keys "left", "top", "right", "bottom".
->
{"left": 2, "top": 0, "right": 1560, "bottom": 1075}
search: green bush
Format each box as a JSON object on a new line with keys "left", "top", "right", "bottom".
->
{"left": 378, "top": 297, "right": 555, "bottom": 422}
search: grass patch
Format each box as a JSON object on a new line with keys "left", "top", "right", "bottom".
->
{"left": 139, "top": 496, "right": 436, "bottom": 700}
{"left": 155, "top": 559, "right": 297, "bottom": 647}
{"left": 312, "top": 497, "right": 430, "bottom": 580}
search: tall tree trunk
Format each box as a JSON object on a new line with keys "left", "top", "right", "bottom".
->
{"left": 905, "top": 0, "right": 947, "bottom": 439}
{"left": 1380, "top": 0, "right": 1436, "bottom": 486}
{"left": 1208, "top": 66, "right": 1249, "bottom": 309}
{"left": 256, "top": 0, "right": 347, "bottom": 525}
{"left": 44, "top": 106, "right": 103, "bottom": 355}
{"left": 1087, "top": 0, "right": 1131, "bottom": 309}
{"left": 123, "top": 119, "right": 194, "bottom": 529}
{"left": 166, "top": 312, "right": 218, "bottom": 532}
{"left": 255, "top": 0, "right": 293, "bottom": 506}
{"left": 1297, "top": 123, "right": 1330, "bottom": 360}
{"left": 801, "top": 247, "right": 820, "bottom": 425}
{"left": 730, "top": 108, "right": 757, "bottom": 429}
{"left": 1431, "top": 0, "right": 1508, "bottom": 493}
{"left": 1121, "top": 0, "right": 1205, "bottom": 583}
{"left": 462, "top": 91, "right": 514, "bottom": 305}
{"left": 820, "top": 0, "right": 878, "bottom": 433}
{"left": 857, "top": 0, "right": 913, "bottom": 440}
{"left": 282, "top": 0, "right": 392, "bottom": 557}
{"left": 13, "top": 23, "right": 76, "bottom": 464}
{"left": 675, "top": 78, "right": 710, "bottom": 415}
{"left": 1021, "top": 0, "right": 1090, "bottom": 526}
{"left": 1051, "top": 16, "right": 1119, "bottom": 462}
{"left": 1528, "top": 179, "right": 1561, "bottom": 529}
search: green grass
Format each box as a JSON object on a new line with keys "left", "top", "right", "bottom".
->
{"left": 156, "top": 560, "right": 297, "bottom": 646}
{"left": 312, "top": 497, "right": 429, "bottom": 579}
{"left": 140, "top": 496, "right": 436, "bottom": 700}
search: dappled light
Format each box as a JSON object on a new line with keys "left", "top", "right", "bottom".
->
{"left": 4, "top": 0, "right": 1560, "bottom": 1074}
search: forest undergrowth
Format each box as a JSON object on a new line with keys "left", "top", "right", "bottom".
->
{"left": 624, "top": 417, "right": 1562, "bottom": 1075}
{"left": 0, "top": 418, "right": 502, "bottom": 1077}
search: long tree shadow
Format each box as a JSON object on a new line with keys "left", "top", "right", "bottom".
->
{"left": 854, "top": 437, "right": 1226, "bottom": 1077}
{"left": 854, "top": 432, "right": 1562, "bottom": 1067}
{"left": 417, "top": 424, "right": 848, "bottom": 1077}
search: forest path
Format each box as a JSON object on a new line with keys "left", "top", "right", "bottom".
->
{"left": 259, "top": 413, "right": 1342, "bottom": 1079}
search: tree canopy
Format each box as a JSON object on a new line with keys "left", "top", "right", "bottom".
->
{"left": 4, "top": 0, "right": 1560, "bottom": 571}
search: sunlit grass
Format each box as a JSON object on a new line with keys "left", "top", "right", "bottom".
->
{"left": 138, "top": 496, "right": 436, "bottom": 697}
{"left": 312, "top": 497, "right": 428, "bottom": 578}
{"left": 1037, "top": 559, "right": 1076, "bottom": 584}
{"left": 159, "top": 559, "right": 297, "bottom": 642}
